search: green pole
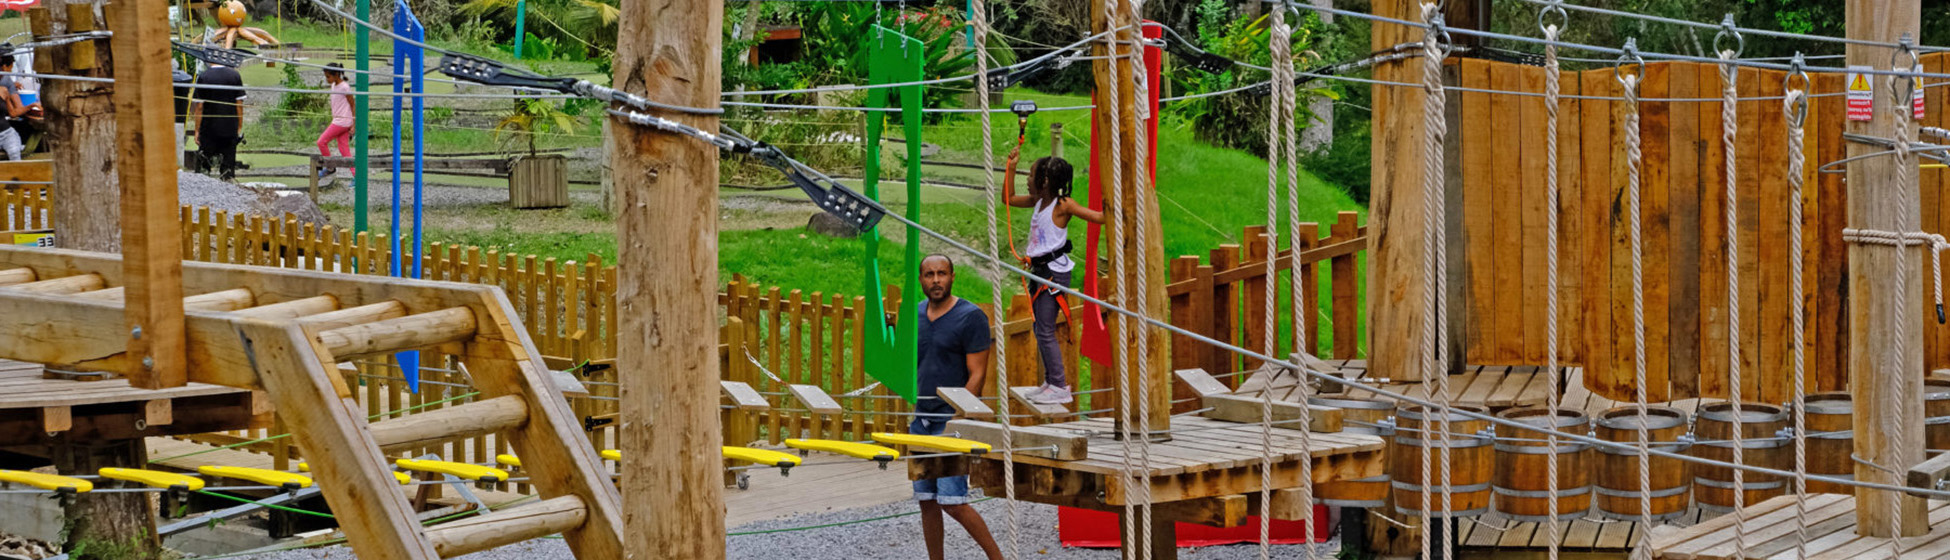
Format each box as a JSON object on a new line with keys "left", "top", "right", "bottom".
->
{"left": 352, "top": 0, "right": 371, "bottom": 239}
{"left": 513, "top": 0, "right": 527, "bottom": 59}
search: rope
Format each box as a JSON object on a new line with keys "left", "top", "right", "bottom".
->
{"left": 1618, "top": 47, "right": 1654, "bottom": 560}
{"left": 1099, "top": 0, "right": 1144, "bottom": 552}
{"left": 1839, "top": 229, "right": 1950, "bottom": 312}
{"left": 968, "top": 0, "right": 1022, "bottom": 555}
{"left": 1261, "top": 11, "right": 1290, "bottom": 559}
{"left": 1888, "top": 54, "right": 1919, "bottom": 558}
{"left": 1418, "top": 6, "right": 1455, "bottom": 559}
{"left": 1276, "top": 7, "right": 1317, "bottom": 558}
{"left": 1126, "top": 8, "right": 1161, "bottom": 554}
{"left": 1541, "top": 13, "right": 1566, "bottom": 560}
{"left": 1718, "top": 45, "right": 1750, "bottom": 560}
{"left": 1784, "top": 74, "right": 1812, "bottom": 560}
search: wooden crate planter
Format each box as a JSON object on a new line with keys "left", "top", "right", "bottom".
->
{"left": 509, "top": 154, "right": 569, "bottom": 209}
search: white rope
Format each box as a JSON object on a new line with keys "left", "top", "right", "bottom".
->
{"left": 1124, "top": 1, "right": 1161, "bottom": 553}
{"left": 1886, "top": 61, "right": 1919, "bottom": 558}
{"left": 1277, "top": 10, "right": 1318, "bottom": 558}
{"left": 1618, "top": 55, "right": 1654, "bottom": 560}
{"left": 968, "top": 0, "right": 1021, "bottom": 556}
{"left": 1718, "top": 47, "right": 1749, "bottom": 560}
{"left": 1417, "top": 6, "right": 1453, "bottom": 559}
{"left": 1541, "top": 18, "right": 1565, "bottom": 560}
{"left": 1260, "top": 13, "right": 1291, "bottom": 560}
{"left": 1099, "top": 0, "right": 1145, "bottom": 553}
{"left": 1783, "top": 80, "right": 1811, "bottom": 560}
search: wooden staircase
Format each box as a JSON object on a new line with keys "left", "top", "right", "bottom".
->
{"left": 0, "top": 245, "right": 624, "bottom": 559}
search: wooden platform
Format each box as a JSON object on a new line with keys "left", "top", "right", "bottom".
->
{"left": 1240, "top": 359, "right": 1559, "bottom": 411}
{"left": 970, "top": 414, "right": 1385, "bottom": 506}
{"left": 0, "top": 359, "right": 265, "bottom": 447}
{"left": 1650, "top": 494, "right": 1950, "bottom": 560}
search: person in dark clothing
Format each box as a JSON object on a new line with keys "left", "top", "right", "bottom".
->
{"left": 189, "top": 64, "right": 246, "bottom": 181}
{"left": 910, "top": 254, "right": 1004, "bottom": 560}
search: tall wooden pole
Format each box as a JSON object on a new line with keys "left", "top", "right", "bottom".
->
{"left": 1092, "top": 0, "right": 1170, "bottom": 439}
{"left": 611, "top": 0, "right": 725, "bottom": 554}
{"left": 1367, "top": 0, "right": 1432, "bottom": 382}
{"left": 1845, "top": 0, "right": 1927, "bottom": 539}
{"left": 109, "top": 0, "right": 185, "bottom": 390}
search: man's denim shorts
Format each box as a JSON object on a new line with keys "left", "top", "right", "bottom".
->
{"left": 909, "top": 416, "right": 969, "bottom": 505}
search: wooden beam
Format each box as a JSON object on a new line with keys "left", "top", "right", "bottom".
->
{"left": 7, "top": 273, "right": 103, "bottom": 294}
{"left": 0, "top": 160, "right": 51, "bottom": 184}
{"left": 1906, "top": 452, "right": 1950, "bottom": 497}
{"left": 316, "top": 307, "right": 477, "bottom": 360}
{"left": 40, "top": 405, "right": 71, "bottom": 433}
{"left": 1092, "top": 0, "right": 1171, "bottom": 440}
{"left": 425, "top": 495, "right": 587, "bottom": 558}
{"left": 108, "top": 0, "right": 186, "bottom": 389}
{"left": 1174, "top": 368, "right": 1233, "bottom": 398}
{"left": 719, "top": 381, "right": 770, "bottom": 411}
{"left": 1200, "top": 393, "right": 1344, "bottom": 433}
{"left": 294, "top": 301, "right": 408, "bottom": 331}
{"left": 946, "top": 419, "right": 1089, "bottom": 460}
{"left": 934, "top": 387, "right": 993, "bottom": 420}
{"left": 367, "top": 394, "right": 528, "bottom": 454}
{"left": 611, "top": 0, "right": 726, "bottom": 549}
{"left": 1846, "top": 0, "right": 1929, "bottom": 538}
{"left": 785, "top": 384, "right": 842, "bottom": 415}
{"left": 231, "top": 295, "right": 342, "bottom": 319}
{"left": 0, "top": 268, "right": 32, "bottom": 286}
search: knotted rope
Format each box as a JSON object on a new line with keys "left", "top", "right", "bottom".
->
{"left": 1100, "top": 2, "right": 1142, "bottom": 551}
{"left": 1541, "top": 11, "right": 1566, "bottom": 559}
{"left": 1418, "top": 6, "right": 1454, "bottom": 559}
{"left": 1617, "top": 43, "right": 1655, "bottom": 560}
{"left": 1717, "top": 44, "right": 1749, "bottom": 560}
{"left": 968, "top": 0, "right": 1021, "bottom": 556}
{"left": 1783, "top": 63, "right": 1811, "bottom": 560}
{"left": 1883, "top": 48, "right": 1921, "bottom": 556}
{"left": 1124, "top": 0, "right": 1159, "bottom": 554}
{"left": 1261, "top": 12, "right": 1293, "bottom": 560}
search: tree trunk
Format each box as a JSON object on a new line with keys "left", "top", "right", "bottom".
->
{"left": 37, "top": 0, "right": 119, "bottom": 252}
{"left": 53, "top": 440, "right": 159, "bottom": 560}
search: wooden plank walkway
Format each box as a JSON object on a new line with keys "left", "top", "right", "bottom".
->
{"left": 1238, "top": 359, "right": 1558, "bottom": 412}
{"left": 1650, "top": 494, "right": 1950, "bottom": 560}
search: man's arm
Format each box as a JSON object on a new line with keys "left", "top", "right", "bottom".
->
{"left": 962, "top": 347, "right": 992, "bottom": 396}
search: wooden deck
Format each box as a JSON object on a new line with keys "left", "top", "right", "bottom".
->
{"left": 0, "top": 359, "right": 264, "bottom": 447}
{"left": 1649, "top": 494, "right": 1950, "bottom": 560}
{"left": 1240, "top": 359, "right": 1560, "bottom": 411}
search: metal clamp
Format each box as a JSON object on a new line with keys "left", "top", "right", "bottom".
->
{"left": 1614, "top": 38, "right": 1646, "bottom": 87}
{"left": 1784, "top": 52, "right": 1811, "bottom": 128}
{"left": 1536, "top": 0, "right": 1568, "bottom": 36}
{"left": 1893, "top": 32, "right": 1922, "bottom": 114}
{"left": 1713, "top": 14, "right": 1744, "bottom": 58}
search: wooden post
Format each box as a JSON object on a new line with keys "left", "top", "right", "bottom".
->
{"left": 53, "top": 439, "right": 159, "bottom": 558}
{"left": 611, "top": 0, "right": 726, "bottom": 552}
{"left": 35, "top": 1, "right": 118, "bottom": 251}
{"left": 1367, "top": 0, "right": 1432, "bottom": 383}
{"left": 1092, "top": 0, "right": 1171, "bottom": 439}
{"left": 1846, "top": 0, "right": 1928, "bottom": 538}
{"left": 109, "top": 0, "right": 185, "bottom": 389}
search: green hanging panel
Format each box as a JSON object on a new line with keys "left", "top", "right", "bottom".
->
{"left": 860, "top": 25, "right": 927, "bottom": 403}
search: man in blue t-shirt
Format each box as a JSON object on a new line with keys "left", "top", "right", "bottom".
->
{"left": 911, "top": 254, "right": 1004, "bottom": 560}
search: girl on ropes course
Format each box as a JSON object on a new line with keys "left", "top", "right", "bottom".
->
{"left": 1000, "top": 144, "right": 1103, "bottom": 405}
{"left": 315, "top": 63, "right": 354, "bottom": 180}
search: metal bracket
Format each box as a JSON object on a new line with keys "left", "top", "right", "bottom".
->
{"left": 436, "top": 52, "right": 579, "bottom": 93}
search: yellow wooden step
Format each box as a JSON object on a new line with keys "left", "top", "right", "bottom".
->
{"left": 870, "top": 432, "right": 992, "bottom": 455}
{"left": 0, "top": 470, "right": 91, "bottom": 493}
{"left": 98, "top": 467, "right": 203, "bottom": 491}
{"left": 600, "top": 449, "right": 621, "bottom": 462}
{"left": 495, "top": 454, "right": 523, "bottom": 468}
{"left": 395, "top": 459, "right": 509, "bottom": 483}
{"left": 784, "top": 439, "right": 899, "bottom": 462}
{"left": 199, "top": 466, "right": 312, "bottom": 490}
{"left": 721, "top": 447, "right": 803, "bottom": 469}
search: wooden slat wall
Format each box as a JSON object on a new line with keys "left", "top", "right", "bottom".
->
{"left": 1449, "top": 55, "right": 1940, "bottom": 402}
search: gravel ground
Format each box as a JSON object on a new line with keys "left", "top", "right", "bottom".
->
{"left": 306, "top": 178, "right": 605, "bottom": 210}
{"left": 233, "top": 498, "right": 1340, "bottom": 560}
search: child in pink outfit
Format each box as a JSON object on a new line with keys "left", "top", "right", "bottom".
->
{"left": 316, "top": 63, "right": 354, "bottom": 177}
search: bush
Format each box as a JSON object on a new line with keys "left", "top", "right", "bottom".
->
{"left": 1162, "top": 0, "right": 1337, "bottom": 156}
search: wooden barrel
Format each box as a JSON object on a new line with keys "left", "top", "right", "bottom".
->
{"left": 1493, "top": 407, "right": 1592, "bottom": 521}
{"left": 1926, "top": 379, "right": 1950, "bottom": 457}
{"left": 1593, "top": 405, "right": 1691, "bottom": 520}
{"left": 1391, "top": 405, "right": 1492, "bottom": 517}
{"left": 1313, "top": 397, "right": 1396, "bottom": 508}
{"left": 1802, "top": 393, "right": 1853, "bottom": 494}
{"left": 1693, "top": 402, "right": 1789, "bottom": 511}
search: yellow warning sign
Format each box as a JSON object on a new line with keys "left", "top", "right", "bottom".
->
{"left": 1848, "top": 66, "right": 1874, "bottom": 121}
{"left": 1852, "top": 74, "right": 1872, "bottom": 91}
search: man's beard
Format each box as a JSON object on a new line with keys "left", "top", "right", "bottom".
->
{"left": 927, "top": 284, "right": 954, "bottom": 303}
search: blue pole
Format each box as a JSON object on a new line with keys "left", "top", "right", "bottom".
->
{"left": 513, "top": 0, "right": 527, "bottom": 59}
{"left": 409, "top": 23, "right": 425, "bottom": 281}
{"left": 391, "top": 2, "right": 422, "bottom": 392}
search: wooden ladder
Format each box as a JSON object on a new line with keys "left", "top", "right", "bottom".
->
{"left": 0, "top": 246, "right": 624, "bottom": 559}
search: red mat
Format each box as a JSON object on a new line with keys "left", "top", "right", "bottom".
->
{"left": 1056, "top": 505, "right": 1329, "bottom": 548}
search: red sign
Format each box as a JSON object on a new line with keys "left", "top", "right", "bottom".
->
{"left": 1847, "top": 68, "right": 1874, "bottom": 122}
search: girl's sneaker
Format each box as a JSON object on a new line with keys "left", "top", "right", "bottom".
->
{"left": 1028, "top": 384, "right": 1072, "bottom": 405}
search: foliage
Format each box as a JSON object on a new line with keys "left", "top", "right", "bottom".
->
{"left": 1163, "top": 0, "right": 1336, "bottom": 156}
{"left": 798, "top": 2, "right": 975, "bottom": 111}
{"left": 494, "top": 98, "right": 579, "bottom": 154}
{"left": 274, "top": 61, "right": 327, "bottom": 119}
{"left": 458, "top": 0, "right": 616, "bottom": 60}
{"left": 1295, "top": 114, "right": 1372, "bottom": 203}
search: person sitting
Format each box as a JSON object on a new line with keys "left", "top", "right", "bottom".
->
{"left": 0, "top": 54, "right": 36, "bottom": 161}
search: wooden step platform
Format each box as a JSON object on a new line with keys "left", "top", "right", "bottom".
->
{"left": 0, "top": 359, "right": 264, "bottom": 447}
{"left": 1239, "top": 360, "right": 1559, "bottom": 412}
{"left": 1650, "top": 494, "right": 1950, "bottom": 560}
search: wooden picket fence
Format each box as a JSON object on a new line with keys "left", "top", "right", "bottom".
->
{"left": 2, "top": 185, "right": 48, "bottom": 232}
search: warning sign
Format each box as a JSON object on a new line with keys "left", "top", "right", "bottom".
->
{"left": 1916, "top": 76, "right": 1927, "bottom": 120}
{"left": 1848, "top": 66, "right": 1874, "bottom": 121}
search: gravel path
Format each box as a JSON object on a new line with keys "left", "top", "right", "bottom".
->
{"left": 233, "top": 498, "right": 1340, "bottom": 559}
